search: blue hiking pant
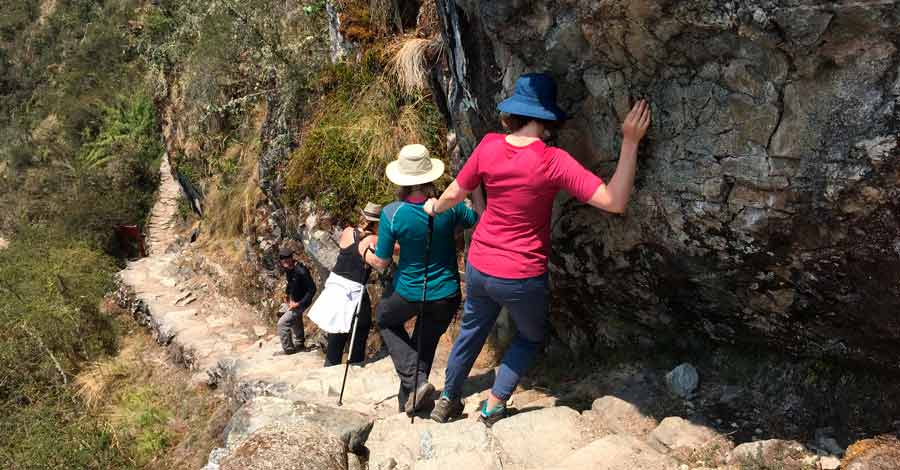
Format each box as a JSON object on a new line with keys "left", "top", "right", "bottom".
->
{"left": 443, "top": 263, "right": 549, "bottom": 401}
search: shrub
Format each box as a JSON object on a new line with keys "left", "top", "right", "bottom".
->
{"left": 78, "top": 94, "right": 162, "bottom": 170}
{"left": 284, "top": 51, "right": 447, "bottom": 223}
{"left": 0, "top": 389, "right": 134, "bottom": 470}
{"left": 0, "top": 229, "right": 134, "bottom": 469}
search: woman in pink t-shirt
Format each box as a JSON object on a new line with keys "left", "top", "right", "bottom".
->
{"left": 425, "top": 73, "right": 651, "bottom": 426}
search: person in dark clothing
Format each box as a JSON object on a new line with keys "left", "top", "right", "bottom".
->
{"left": 276, "top": 246, "right": 317, "bottom": 355}
{"left": 322, "top": 202, "right": 382, "bottom": 367}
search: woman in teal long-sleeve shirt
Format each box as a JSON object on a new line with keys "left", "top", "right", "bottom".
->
{"left": 364, "top": 143, "right": 477, "bottom": 415}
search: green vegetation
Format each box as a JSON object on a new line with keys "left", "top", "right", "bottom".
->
{"left": 117, "top": 388, "right": 174, "bottom": 464}
{"left": 0, "top": 230, "right": 132, "bottom": 469}
{"left": 0, "top": 0, "right": 445, "bottom": 466}
{"left": 284, "top": 51, "right": 447, "bottom": 221}
{"left": 79, "top": 95, "right": 162, "bottom": 170}
{"left": 137, "top": 0, "right": 329, "bottom": 180}
{"left": 0, "top": 1, "right": 164, "bottom": 467}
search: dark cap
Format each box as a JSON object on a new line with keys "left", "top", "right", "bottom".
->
{"left": 278, "top": 246, "right": 294, "bottom": 259}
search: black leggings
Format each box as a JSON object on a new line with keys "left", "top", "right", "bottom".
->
{"left": 324, "top": 295, "right": 372, "bottom": 366}
{"left": 376, "top": 291, "right": 460, "bottom": 393}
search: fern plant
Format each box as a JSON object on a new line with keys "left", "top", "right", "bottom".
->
{"left": 77, "top": 95, "right": 162, "bottom": 170}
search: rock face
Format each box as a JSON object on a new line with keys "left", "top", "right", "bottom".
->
{"left": 433, "top": 0, "right": 900, "bottom": 367}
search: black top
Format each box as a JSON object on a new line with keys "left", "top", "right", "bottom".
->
{"left": 332, "top": 229, "right": 372, "bottom": 286}
{"left": 285, "top": 263, "right": 316, "bottom": 307}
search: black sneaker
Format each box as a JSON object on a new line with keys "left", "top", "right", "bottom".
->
{"left": 476, "top": 400, "right": 507, "bottom": 428}
{"left": 273, "top": 349, "right": 299, "bottom": 356}
{"left": 404, "top": 382, "right": 436, "bottom": 416}
{"left": 431, "top": 394, "right": 464, "bottom": 423}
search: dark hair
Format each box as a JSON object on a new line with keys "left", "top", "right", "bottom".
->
{"left": 500, "top": 113, "right": 561, "bottom": 133}
{"left": 396, "top": 182, "right": 436, "bottom": 201}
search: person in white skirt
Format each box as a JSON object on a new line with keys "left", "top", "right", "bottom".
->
{"left": 308, "top": 202, "right": 383, "bottom": 366}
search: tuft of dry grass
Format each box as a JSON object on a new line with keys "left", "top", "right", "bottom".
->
{"left": 202, "top": 144, "right": 264, "bottom": 241}
{"left": 389, "top": 36, "right": 442, "bottom": 96}
{"left": 74, "top": 330, "right": 229, "bottom": 470}
{"left": 75, "top": 360, "right": 129, "bottom": 409}
{"left": 415, "top": 0, "right": 440, "bottom": 37}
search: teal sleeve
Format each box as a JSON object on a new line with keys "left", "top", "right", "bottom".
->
{"left": 454, "top": 202, "right": 478, "bottom": 229}
{"left": 374, "top": 211, "right": 395, "bottom": 259}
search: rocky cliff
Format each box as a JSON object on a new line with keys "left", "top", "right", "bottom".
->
{"left": 433, "top": 0, "right": 900, "bottom": 368}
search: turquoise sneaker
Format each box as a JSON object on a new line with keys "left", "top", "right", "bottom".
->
{"left": 477, "top": 400, "right": 508, "bottom": 427}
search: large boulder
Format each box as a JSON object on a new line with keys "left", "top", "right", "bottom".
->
{"left": 218, "top": 423, "right": 347, "bottom": 470}
{"left": 433, "top": 0, "right": 900, "bottom": 367}
{"left": 729, "top": 438, "right": 811, "bottom": 466}
{"left": 366, "top": 413, "right": 498, "bottom": 470}
{"left": 204, "top": 397, "right": 373, "bottom": 469}
{"left": 548, "top": 434, "right": 679, "bottom": 470}
{"left": 582, "top": 395, "right": 658, "bottom": 437}
{"left": 843, "top": 436, "right": 900, "bottom": 470}
{"left": 224, "top": 397, "right": 374, "bottom": 453}
{"left": 492, "top": 407, "right": 590, "bottom": 469}
{"left": 649, "top": 416, "right": 720, "bottom": 452}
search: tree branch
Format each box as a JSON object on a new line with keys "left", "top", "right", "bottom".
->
{"left": 19, "top": 322, "right": 68, "bottom": 385}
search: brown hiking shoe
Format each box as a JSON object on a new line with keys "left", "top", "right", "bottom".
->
{"left": 404, "top": 382, "right": 435, "bottom": 416}
{"left": 431, "top": 395, "right": 464, "bottom": 423}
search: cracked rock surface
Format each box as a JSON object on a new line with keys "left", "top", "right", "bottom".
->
{"left": 434, "top": 0, "right": 900, "bottom": 368}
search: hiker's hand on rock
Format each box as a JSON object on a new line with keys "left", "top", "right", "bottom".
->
{"left": 288, "top": 300, "right": 300, "bottom": 309}
{"left": 423, "top": 198, "right": 438, "bottom": 216}
{"left": 622, "top": 99, "right": 651, "bottom": 144}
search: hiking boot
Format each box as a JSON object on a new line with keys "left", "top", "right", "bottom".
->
{"left": 273, "top": 349, "right": 299, "bottom": 356}
{"left": 477, "top": 400, "right": 508, "bottom": 428}
{"left": 431, "top": 394, "right": 464, "bottom": 423}
{"left": 404, "top": 382, "right": 436, "bottom": 416}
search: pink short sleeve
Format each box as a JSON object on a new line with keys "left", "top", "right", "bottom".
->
{"left": 455, "top": 140, "right": 484, "bottom": 191}
{"left": 544, "top": 148, "right": 604, "bottom": 203}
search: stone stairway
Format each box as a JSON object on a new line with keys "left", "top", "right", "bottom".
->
{"left": 116, "top": 156, "right": 847, "bottom": 470}
{"left": 145, "top": 155, "right": 181, "bottom": 256}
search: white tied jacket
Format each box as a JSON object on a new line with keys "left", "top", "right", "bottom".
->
{"left": 307, "top": 271, "right": 365, "bottom": 334}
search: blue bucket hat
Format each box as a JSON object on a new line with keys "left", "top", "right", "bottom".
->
{"left": 497, "top": 73, "right": 568, "bottom": 121}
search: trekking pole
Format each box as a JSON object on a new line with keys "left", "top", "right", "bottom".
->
{"left": 411, "top": 215, "right": 434, "bottom": 423}
{"left": 337, "top": 290, "right": 365, "bottom": 406}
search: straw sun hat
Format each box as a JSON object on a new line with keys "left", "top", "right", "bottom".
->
{"left": 361, "top": 202, "right": 382, "bottom": 222}
{"left": 385, "top": 144, "right": 445, "bottom": 186}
